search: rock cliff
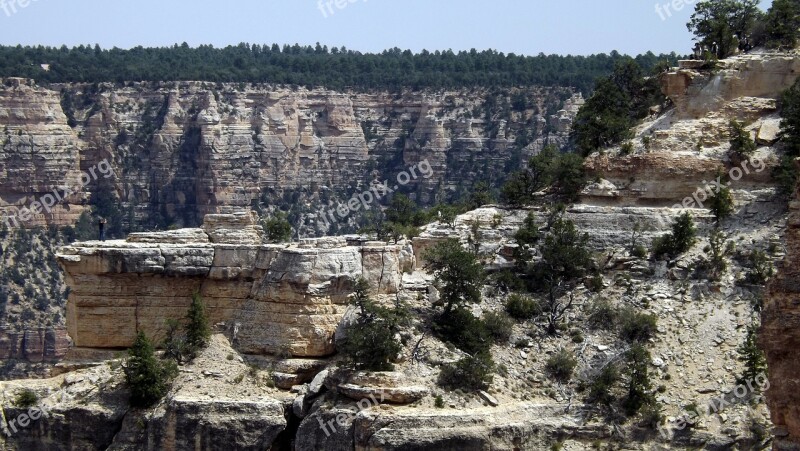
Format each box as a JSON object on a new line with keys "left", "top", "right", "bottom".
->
{"left": 0, "top": 80, "right": 578, "bottom": 234}
{"left": 763, "top": 164, "right": 800, "bottom": 450}
{"left": 57, "top": 211, "right": 411, "bottom": 358}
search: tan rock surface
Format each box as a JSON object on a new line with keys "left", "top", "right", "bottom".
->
{"left": 57, "top": 215, "right": 408, "bottom": 357}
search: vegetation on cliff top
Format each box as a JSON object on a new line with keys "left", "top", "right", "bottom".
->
{"left": 688, "top": 0, "right": 800, "bottom": 58}
{"left": 0, "top": 44, "right": 680, "bottom": 94}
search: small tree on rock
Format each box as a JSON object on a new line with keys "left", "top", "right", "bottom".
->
{"left": 737, "top": 324, "right": 767, "bottom": 387}
{"left": 423, "top": 239, "right": 485, "bottom": 316}
{"left": 339, "top": 278, "right": 409, "bottom": 371}
{"left": 124, "top": 331, "right": 177, "bottom": 408}
{"left": 653, "top": 212, "right": 697, "bottom": 259}
{"left": 185, "top": 292, "right": 211, "bottom": 354}
{"left": 530, "top": 218, "right": 592, "bottom": 335}
{"left": 623, "top": 344, "right": 655, "bottom": 416}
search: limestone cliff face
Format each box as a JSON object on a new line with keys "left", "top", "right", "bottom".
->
{"left": 763, "top": 175, "right": 800, "bottom": 450}
{"left": 0, "top": 327, "right": 69, "bottom": 362}
{"left": 0, "top": 80, "right": 577, "bottom": 232}
{"left": 57, "top": 212, "right": 412, "bottom": 357}
{"left": 584, "top": 54, "right": 791, "bottom": 207}
{"left": 663, "top": 55, "right": 800, "bottom": 120}
{"left": 0, "top": 79, "right": 87, "bottom": 226}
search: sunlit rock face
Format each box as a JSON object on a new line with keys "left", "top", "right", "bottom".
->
{"left": 57, "top": 212, "right": 410, "bottom": 357}
{"left": 0, "top": 80, "right": 578, "bottom": 231}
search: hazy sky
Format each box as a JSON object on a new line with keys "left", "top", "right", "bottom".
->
{"left": 0, "top": 0, "right": 774, "bottom": 56}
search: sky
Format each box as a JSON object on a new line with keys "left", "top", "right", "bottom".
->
{"left": 0, "top": 0, "right": 774, "bottom": 56}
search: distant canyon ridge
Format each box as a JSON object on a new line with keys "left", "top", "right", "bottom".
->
{"left": 0, "top": 79, "right": 581, "bottom": 236}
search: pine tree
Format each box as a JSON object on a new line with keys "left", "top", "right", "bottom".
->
{"left": 737, "top": 324, "right": 767, "bottom": 386}
{"left": 729, "top": 119, "right": 757, "bottom": 159}
{"left": 339, "top": 278, "right": 408, "bottom": 371}
{"left": 423, "top": 239, "right": 485, "bottom": 315}
{"left": 185, "top": 292, "right": 211, "bottom": 354}
{"left": 522, "top": 218, "right": 593, "bottom": 335}
{"left": 709, "top": 184, "right": 735, "bottom": 222}
{"left": 654, "top": 212, "right": 697, "bottom": 258}
{"left": 623, "top": 344, "right": 655, "bottom": 416}
{"left": 124, "top": 331, "right": 177, "bottom": 407}
{"left": 761, "top": 0, "right": 800, "bottom": 49}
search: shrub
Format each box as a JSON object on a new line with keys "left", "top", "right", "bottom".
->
{"left": 746, "top": 249, "right": 775, "bottom": 285}
{"left": 483, "top": 311, "right": 514, "bottom": 343}
{"left": 619, "top": 308, "right": 658, "bottom": 343}
{"left": 587, "top": 274, "right": 604, "bottom": 293}
{"left": 653, "top": 212, "right": 696, "bottom": 258}
{"left": 435, "top": 307, "right": 491, "bottom": 355}
{"left": 492, "top": 270, "right": 524, "bottom": 293}
{"left": 162, "top": 319, "right": 190, "bottom": 364}
{"left": 438, "top": 352, "right": 495, "bottom": 391}
{"left": 586, "top": 298, "right": 617, "bottom": 331}
{"left": 434, "top": 395, "right": 445, "bottom": 408}
{"left": 262, "top": 212, "right": 293, "bottom": 243}
{"left": 340, "top": 279, "right": 408, "bottom": 371}
{"left": 696, "top": 229, "right": 731, "bottom": 281}
{"left": 513, "top": 212, "right": 540, "bottom": 265}
{"left": 587, "top": 364, "right": 620, "bottom": 406}
{"left": 14, "top": 389, "right": 38, "bottom": 408}
{"left": 640, "top": 402, "right": 665, "bottom": 430}
{"left": 545, "top": 349, "right": 578, "bottom": 383}
{"left": 124, "top": 331, "right": 178, "bottom": 408}
{"left": 505, "top": 294, "right": 541, "bottom": 320}
{"left": 620, "top": 141, "right": 634, "bottom": 155}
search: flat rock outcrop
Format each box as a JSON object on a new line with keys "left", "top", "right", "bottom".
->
{"left": 57, "top": 213, "right": 411, "bottom": 357}
{"left": 664, "top": 55, "right": 800, "bottom": 120}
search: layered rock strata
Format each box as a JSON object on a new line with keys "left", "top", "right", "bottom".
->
{"left": 0, "top": 80, "right": 578, "bottom": 229}
{"left": 57, "top": 213, "right": 413, "bottom": 357}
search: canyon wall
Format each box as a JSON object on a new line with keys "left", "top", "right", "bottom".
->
{"left": 763, "top": 168, "right": 800, "bottom": 450}
{"left": 0, "top": 79, "right": 578, "bottom": 233}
